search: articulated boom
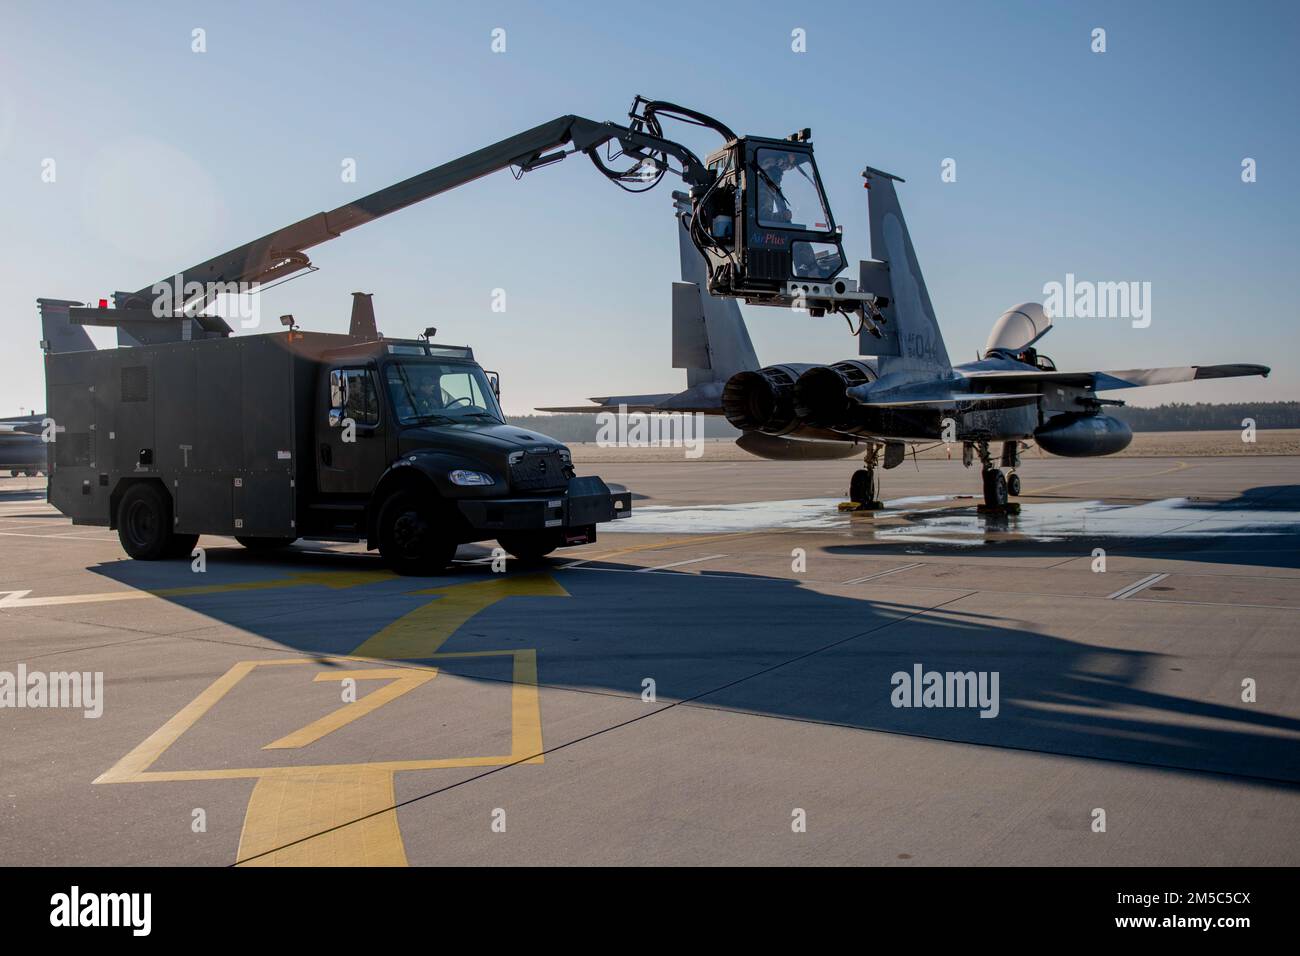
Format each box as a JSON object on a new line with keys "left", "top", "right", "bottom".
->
{"left": 50, "top": 97, "right": 879, "bottom": 341}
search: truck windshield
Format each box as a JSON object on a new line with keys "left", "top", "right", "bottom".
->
{"left": 384, "top": 360, "right": 504, "bottom": 425}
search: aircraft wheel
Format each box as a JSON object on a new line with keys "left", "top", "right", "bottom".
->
{"left": 1007, "top": 472, "right": 1021, "bottom": 497}
{"left": 849, "top": 468, "right": 878, "bottom": 504}
{"left": 982, "top": 468, "right": 1008, "bottom": 509}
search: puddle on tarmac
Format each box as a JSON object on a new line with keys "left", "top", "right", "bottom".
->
{"left": 619, "top": 495, "right": 1300, "bottom": 546}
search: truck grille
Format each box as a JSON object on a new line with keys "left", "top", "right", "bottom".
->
{"left": 509, "top": 452, "right": 567, "bottom": 492}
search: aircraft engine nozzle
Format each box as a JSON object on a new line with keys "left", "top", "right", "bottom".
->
{"left": 722, "top": 364, "right": 819, "bottom": 436}
{"left": 1034, "top": 413, "right": 1132, "bottom": 457}
{"left": 793, "top": 360, "right": 877, "bottom": 430}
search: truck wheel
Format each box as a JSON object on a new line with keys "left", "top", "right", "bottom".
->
{"left": 496, "top": 531, "right": 559, "bottom": 563}
{"left": 117, "top": 484, "right": 179, "bottom": 560}
{"left": 235, "top": 536, "right": 298, "bottom": 551}
{"left": 167, "top": 534, "right": 201, "bottom": 559}
{"left": 377, "top": 490, "right": 456, "bottom": 575}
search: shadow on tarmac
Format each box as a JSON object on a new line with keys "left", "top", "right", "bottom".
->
{"left": 88, "top": 494, "right": 1300, "bottom": 791}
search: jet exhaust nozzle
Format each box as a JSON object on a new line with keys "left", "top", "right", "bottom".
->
{"left": 1034, "top": 413, "right": 1132, "bottom": 457}
{"left": 722, "top": 364, "right": 819, "bottom": 436}
{"left": 793, "top": 360, "right": 877, "bottom": 430}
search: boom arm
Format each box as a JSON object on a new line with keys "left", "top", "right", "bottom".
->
{"left": 100, "top": 96, "right": 875, "bottom": 335}
{"left": 134, "top": 113, "right": 714, "bottom": 309}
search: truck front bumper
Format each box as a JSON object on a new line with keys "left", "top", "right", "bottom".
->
{"left": 454, "top": 475, "right": 631, "bottom": 543}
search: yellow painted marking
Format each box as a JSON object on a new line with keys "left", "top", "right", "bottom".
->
{"left": 263, "top": 669, "right": 439, "bottom": 750}
{"left": 97, "top": 572, "right": 562, "bottom": 867}
{"left": 236, "top": 768, "right": 407, "bottom": 867}
{"left": 511, "top": 649, "right": 544, "bottom": 765}
{"left": 94, "top": 659, "right": 264, "bottom": 784}
{"left": 95, "top": 651, "right": 543, "bottom": 783}
{"left": 351, "top": 572, "right": 568, "bottom": 659}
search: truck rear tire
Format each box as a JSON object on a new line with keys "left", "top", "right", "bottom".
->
{"left": 235, "top": 536, "right": 298, "bottom": 551}
{"left": 117, "top": 483, "right": 185, "bottom": 560}
{"left": 166, "top": 534, "right": 201, "bottom": 559}
{"left": 496, "top": 531, "right": 559, "bottom": 563}
{"left": 377, "top": 490, "right": 456, "bottom": 575}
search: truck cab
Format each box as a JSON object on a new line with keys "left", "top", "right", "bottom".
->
{"left": 308, "top": 336, "right": 626, "bottom": 572}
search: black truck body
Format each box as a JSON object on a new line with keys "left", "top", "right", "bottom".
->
{"left": 44, "top": 329, "right": 629, "bottom": 572}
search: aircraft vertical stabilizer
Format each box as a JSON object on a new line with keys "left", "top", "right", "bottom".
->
{"left": 37, "top": 299, "right": 96, "bottom": 354}
{"left": 859, "top": 168, "right": 952, "bottom": 378}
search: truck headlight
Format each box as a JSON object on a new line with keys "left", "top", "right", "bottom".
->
{"left": 449, "top": 469, "right": 495, "bottom": 486}
{"left": 558, "top": 449, "right": 571, "bottom": 464}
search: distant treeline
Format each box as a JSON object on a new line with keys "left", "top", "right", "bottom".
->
{"left": 508, "top": 402, "right": 1298, "bottom": 440}
{"left": 1108, "top": 402, "right": 1299, "bottom": 432}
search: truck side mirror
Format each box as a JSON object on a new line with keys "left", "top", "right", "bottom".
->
{"left": 486, "top": 370, "right": 500, "bottom": 398}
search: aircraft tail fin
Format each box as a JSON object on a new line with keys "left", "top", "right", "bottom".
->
{"left": 859, "top": 168, "right": 952, "bottom": 378}
{"left": 38, "top": 299, "right": 96, "bottom": 354}
{"left": 672, "top": 193, "right": 759, "bottom": 385}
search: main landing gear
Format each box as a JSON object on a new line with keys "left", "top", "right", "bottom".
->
{"left": 965, "top": 440, "right": 1022, "bottom": 514}
{"left": 842, "top": 441, "right": 906, "bottom": 512}
{"left": 843, "top": 443, "right": 885, "bottom": 511}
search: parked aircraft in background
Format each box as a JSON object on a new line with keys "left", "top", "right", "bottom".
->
{"left": 0, "top": 414, "right": 47, "bottom": 477}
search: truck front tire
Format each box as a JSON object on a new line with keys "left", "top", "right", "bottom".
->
{"left": 117, "top": 483, "right": 193, "bottom": 560}
{"left": 377, "top": 489, "right": 456, "bottom": 575}
{"left": 496, "top": 531, "right": 560, "bottom": 563}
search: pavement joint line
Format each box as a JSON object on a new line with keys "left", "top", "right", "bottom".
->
{"left": 232, "top": 589, "right": 978, "bottom": 866}
{"left": 0, "top": 634, "right": 165, "bottom": 668}
{"left": 1108, "top": 572, "right": 1170, "bottom": 600}
{"left": 636, "top": 553, "right": 727, "bottom": 573}
{"left": 841, "top": 563, "right": 923, "bottom": 585}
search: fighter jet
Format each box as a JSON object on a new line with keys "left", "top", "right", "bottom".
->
{"left": 543, "top": 173, "right": 1270, "bottom": 510}
{"left": 0, "top": 414, "right": 48, "bottom": 477}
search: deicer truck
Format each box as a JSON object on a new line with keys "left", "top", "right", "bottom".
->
{"left": 41, "top": 297, "right": 629, "bottom": 574}
{"left": 39, "top": 96, "right": 868, "bottom": 570}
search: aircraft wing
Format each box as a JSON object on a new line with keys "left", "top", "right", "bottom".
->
{"left": 963, "top": 364, "right": 1270, "bottom": 392}
{"left": 865, "top": 392, "right": 1041, "bottom": 409}
{"left": 536, "top": 383, "right": 727, "bottom": 415}
{"left": 535, "top": 394, "right": 680, "bottom": 414}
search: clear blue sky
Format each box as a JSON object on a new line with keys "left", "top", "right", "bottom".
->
{"left": 2, "top": 0, "right": 1296, "bottom": 415}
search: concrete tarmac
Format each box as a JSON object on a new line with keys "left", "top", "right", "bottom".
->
{"left": 1, "top": 457, "right": 1296, "bottom": 865}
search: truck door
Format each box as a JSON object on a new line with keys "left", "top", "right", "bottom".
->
{"left": 317, "top": 366, "right": 388, "bottom": 495}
